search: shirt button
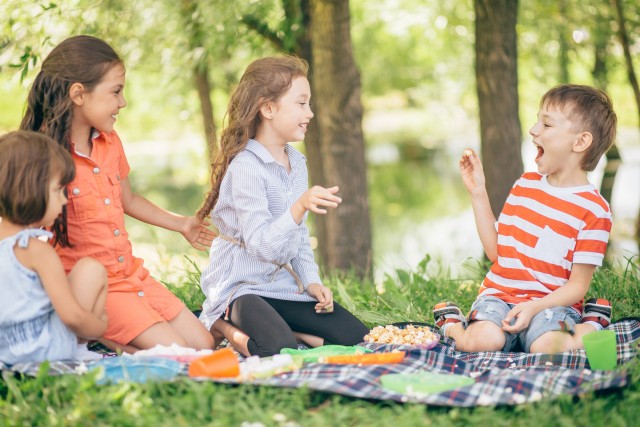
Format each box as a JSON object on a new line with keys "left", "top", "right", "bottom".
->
{"left": 93, "top": 167, "right": 100, "bottom": 174}
{"left": 137, "top": 291, "right": 145, "bottom": 297}
{"left": 114, "top": 229, "right": 120, "bottom": 236}
{"left": 72, "top": 188, "right": 80, "bottom": 195}
{"left": 118, "top": 256, "right": 124, "bottom": 263}
{"left": 105, "top": 198, "right": 111, "bottom": 205}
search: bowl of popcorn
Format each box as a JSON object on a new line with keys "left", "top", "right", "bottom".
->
{"left": 364, "top": 324, "right": 440, "bottom": 350}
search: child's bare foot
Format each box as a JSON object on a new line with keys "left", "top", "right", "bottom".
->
{"left": 209, "top": 322, "right": 226, "bottom": 349}
{"left": 210, "top": 319, "right": 251, "bottom": 356}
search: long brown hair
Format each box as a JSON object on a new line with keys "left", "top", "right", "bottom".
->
{"left": 196, "top": 55, "right": 309, "bottom": 220}
{"left": 0, "top": 131, "right": 75, "bottom": 233}
{"left": 19, "top": 35, "right": 122, "bottom": 245}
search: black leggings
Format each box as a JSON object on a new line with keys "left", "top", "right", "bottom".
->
{"left": 228, "top": 294, "right": 369, "bottom": 357}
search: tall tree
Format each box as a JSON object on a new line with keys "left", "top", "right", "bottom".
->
{"left": 475, "top": 0, "right": 523, "bottom": 218}
{"left": 589, "top": 2, "right": 620, "bottom": 207}
{"left": 309, "top": 0, "right": 372, "bottom": 276}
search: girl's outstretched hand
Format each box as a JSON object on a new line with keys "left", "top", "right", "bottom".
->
{"left": 306, "top": 283, "right": 334, "bottom": 313}
{"left": 291, "top": 185, "right": 341, "bottom": 224}
{"left": 181, "top": 216, "right": 217, "bottom": 250}
{"left": 300, "top": 185, "right": 342, "bottom": 214}
{"left": 459, "top": 149, "right": 486, "bottom": 195}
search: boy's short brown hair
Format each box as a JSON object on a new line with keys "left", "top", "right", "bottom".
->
{"left": 0, "top": 130, "right": 75, "bottom": 225}
{"left": 540, "top": 84, "right": 617, "bottom": 171}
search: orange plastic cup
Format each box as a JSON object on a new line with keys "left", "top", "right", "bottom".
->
{"left": 188, "top": 347, "right": 240, "bottom": 378}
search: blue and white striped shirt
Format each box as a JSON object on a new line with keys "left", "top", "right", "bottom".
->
{"left": 199, "top": 139, "right": 320, "bottom": 329}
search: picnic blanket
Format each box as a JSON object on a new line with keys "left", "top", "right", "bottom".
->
{"left": 2, "top": 318, "right": 639, "bottom": 407}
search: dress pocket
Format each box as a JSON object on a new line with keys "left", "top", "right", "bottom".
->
{"left": 534, "top": 225, "right": 576, "bottom": 264}
{"left": 108, "top": 173, "right": 123, "bottom": 209}
{"left": 67, "top": 185, "right": 97, "bottom": 221}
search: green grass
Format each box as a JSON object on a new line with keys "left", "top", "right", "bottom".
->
{"left": 1, "top": 254, "right": 639, "bottom": 426}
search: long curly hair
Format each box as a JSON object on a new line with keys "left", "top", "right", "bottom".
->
{"left": 196, "top": 55, "right": 308, "bottom": 220}
{"left": 19, "top": 35, "right": 122, "bottom": 246}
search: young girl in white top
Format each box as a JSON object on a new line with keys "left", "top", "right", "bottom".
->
{"left": 197, "top": 56, "right": 368, "bottom": 357}
{"left": 0, "top": 131, "right": 108, "bottom": 364}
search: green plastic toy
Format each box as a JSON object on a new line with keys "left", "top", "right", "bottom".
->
{"left": 281, "top": 345, "right": 372, "bottom": 363}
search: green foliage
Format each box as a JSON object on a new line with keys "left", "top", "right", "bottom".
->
{"left": 589, "top": 255, "right": 640, "bottom": 319}
{"left": 368, "top": 155, "right": 468, "bottom": 225}
{"left": 161, "top": 256, "right": 206, "bottom": 311}
{"left": 322, "top": 254, "right": 486, "bottom": 327}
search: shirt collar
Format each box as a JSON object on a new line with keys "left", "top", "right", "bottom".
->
{"left": 245, "top": 139, "right": 306, "bottom": 167}
{"left": 70, "top": 129, "right": 111, "bottom": 150}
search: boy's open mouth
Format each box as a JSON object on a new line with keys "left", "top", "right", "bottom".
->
{"left": 535, "top": 144, "right": 544, "bottom": 160}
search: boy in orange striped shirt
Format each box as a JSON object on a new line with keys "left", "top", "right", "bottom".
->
{"left": 434, "top": 85, "right": 616, "bottom": 354}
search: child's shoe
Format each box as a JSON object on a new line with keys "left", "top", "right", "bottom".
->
{"left": 581, "top": 298, "right": 612, "bottom": 329}
{"left": 433, "top": 301, "right": 466, "bottom": 335}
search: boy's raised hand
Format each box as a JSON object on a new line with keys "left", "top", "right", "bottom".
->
{"left": 459, "top": 149, "right": 486, "bottom": 195}
{"left": 291, "top": 185, "right": 341, "bottom": 224}
{"left": 181, "top": 216, "right": 217, "bottom": 250}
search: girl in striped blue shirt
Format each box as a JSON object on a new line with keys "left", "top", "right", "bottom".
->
{"left": 197, "top": 56, "right": 368, "bottom": 357}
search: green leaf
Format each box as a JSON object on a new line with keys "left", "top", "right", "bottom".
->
{"left": 335, "top": 279, "right": 356, "bottom": 312}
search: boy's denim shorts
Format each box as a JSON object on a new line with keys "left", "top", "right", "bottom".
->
{"left": 469, "top": 295, "right": 581, "bottom": 352}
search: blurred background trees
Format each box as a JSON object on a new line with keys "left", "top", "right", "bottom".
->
{"left": 1, "top": 0, "right": 638, "bottom": 279}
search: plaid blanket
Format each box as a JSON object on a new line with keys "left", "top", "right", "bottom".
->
{"left": 204, "top": 318, "right": 639, "bottom": 407}
{"left": 2, "top": 318, "right": 638, "bottom": 407}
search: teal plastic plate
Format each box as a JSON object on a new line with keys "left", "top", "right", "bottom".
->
{"left": 91, "top": 356, "right": 181, "bottom": 384}
{"left": 380, "top": 372, "right": 475, "bottom": 395}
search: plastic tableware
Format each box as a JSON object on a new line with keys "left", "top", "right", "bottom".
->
{"left": 380, "top": 372, "right": 475, "bottom": 395}
{"left": 239, "top": 354, "right": 303, "bottom": 380}
{"left": 188, "top": 347, "right": 240, "bottom": 378}
{"left": 91, "top": 356, "right": 181, "bottom": 384}
{"left": 391, "top": 323, "right": 440, "bottom": 350}
{"left": 280, "top": 345, "right": 372, "bottom": 363}
{"left": 582, "top": 329, "right": 617, "bottom": 370}
{"left": 320, "top": 351, "right": 406, "bottom": 364}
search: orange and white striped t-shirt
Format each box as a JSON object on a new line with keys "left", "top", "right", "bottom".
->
{"left": 479, "top": 172, "right": 612, "bottom": 312}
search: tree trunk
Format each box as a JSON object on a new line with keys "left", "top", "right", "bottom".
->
{"left": 611, "top": 0, "right": 640, "bottom": 246}
{"left": 180, "top": 0, "right": 217, "bottom": 162}
{"left": 558, "top": 0, "right": 570, "bottom": 83}
{"left": 590, "top": 9, "right": 619, "bottom": 206}
{"left": 294, "top": 1, "right": 331, "bottom": 269}
{"left": 309, "top": 0, "right": 372, "bottom": 277}
{"left": 194, "top": 66, "right": 216, "bottom": 162}
{"left": 475, "top": 0, "right": 523, "bottom": 218}
{"left": 592, "top": 11, "right": 610, "bottom": 92}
